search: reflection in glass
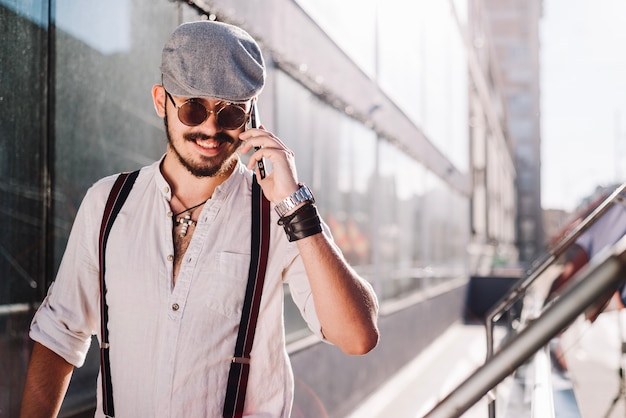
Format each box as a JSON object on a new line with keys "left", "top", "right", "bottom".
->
{"left": 293, "top": 0, "right": 377, "bottom": 76}
{"left": 56, "top": 0, "right": 131, "bottom": 55}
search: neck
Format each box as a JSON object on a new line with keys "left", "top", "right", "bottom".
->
{"left": 160, "top": 152, "right": 238, "bottom": 203}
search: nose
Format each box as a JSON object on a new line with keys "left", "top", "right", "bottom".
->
{"left": 196, "top": 108, "right": 220, "bottom": 133}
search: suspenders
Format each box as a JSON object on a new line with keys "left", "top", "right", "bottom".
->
{"left": 223, "top": 174, "right": 271, "bottom": 418}
{"left": 98, "top": 171, "right": 270, "bottom": 418}
{"left": 98, "top": 170, "right": 140, "bottom": 417}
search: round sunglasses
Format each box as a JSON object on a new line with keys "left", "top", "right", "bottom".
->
{"left": 165, "top": 90, "right": 250, "bottom": 130}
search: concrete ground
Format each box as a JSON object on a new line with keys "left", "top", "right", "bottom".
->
{"left": 344, "top": 322, "right": 497, "bottom": 418}
{"left": 344, "top": 309, "right": 626, "bottom": 418}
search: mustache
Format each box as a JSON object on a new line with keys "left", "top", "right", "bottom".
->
{"left": 184, "top": 131, "right": 236, "bottom": 144}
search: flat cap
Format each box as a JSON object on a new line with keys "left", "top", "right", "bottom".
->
{"left": 161, "top": 21, "right": 265, "bottom": 103}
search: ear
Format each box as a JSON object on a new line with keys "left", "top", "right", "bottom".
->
{"left": 152, "top": 84, "right": 166, "bottom": 117}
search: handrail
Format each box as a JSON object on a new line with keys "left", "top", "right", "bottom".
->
{"left": 483, "top": 183, "right": 626, "bottom": 417}
{"left": 423, "top": 234, "right": 626, "bottom": 418}
{"left": 486, "top": 183, "right": 626, "bottom": 353}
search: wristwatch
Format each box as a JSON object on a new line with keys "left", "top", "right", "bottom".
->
{"left": 274, "top": 183, "right": 315, "bottom": 217}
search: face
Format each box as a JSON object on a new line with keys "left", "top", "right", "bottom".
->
{"left": 161, "top": 90, "right": 250, "bottom": 178}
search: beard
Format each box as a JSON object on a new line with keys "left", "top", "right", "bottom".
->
{"left": 164, "top": 111, "right": 242, "bottom": 178}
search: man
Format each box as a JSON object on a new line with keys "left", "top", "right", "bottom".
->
{"left": 20, "top": 21, "right": 379, "bottom": 418}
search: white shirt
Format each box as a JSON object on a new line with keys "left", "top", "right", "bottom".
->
{"left": 30, "top": 159, "right": 327, "bottom": 418}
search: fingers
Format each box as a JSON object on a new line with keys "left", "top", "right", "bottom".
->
{"left": 245, "top": 146, "right": 293, "bottom": 173}
{"left": 239, "top": 128, "right": 300, "bottom": 202}
{"left": 239, "top": 127, "right": 292, "bottom": 155}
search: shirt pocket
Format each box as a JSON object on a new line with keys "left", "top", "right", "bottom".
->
{"left": 203, "top": 251, "right": 250, "bottom": 318}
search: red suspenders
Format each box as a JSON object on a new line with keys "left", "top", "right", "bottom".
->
{"left": 98, "top": 171, "right": 269, "bottom": 417}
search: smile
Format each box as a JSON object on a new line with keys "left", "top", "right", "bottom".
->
{"left": 196, "top": 140, "right": 220, "bottom": 149}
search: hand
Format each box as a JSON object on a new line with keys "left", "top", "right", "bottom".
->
{"left": 239, "top": 127, "right": 300, "bottom": 204}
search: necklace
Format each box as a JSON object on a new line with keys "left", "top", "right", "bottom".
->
{"left": 172, "top": 200, "right": 206, "bottom": 237}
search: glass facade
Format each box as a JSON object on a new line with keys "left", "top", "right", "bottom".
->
{"left": 294, "top": 0, "right": 378, "bottom": 77}
{"left": 291, "top": 0, "right": 471, "bottom": 302}
{"left": 1, "top": 0, "right": 472, "bottom": 415}
{"left": 296, "top": 0, "right": 470, "bottom": 173}
{"left": 1, "top": 3, "right": 51, "bottom": 415}
{"left": 275, "top": 71, "right": 469, "bottom": 332}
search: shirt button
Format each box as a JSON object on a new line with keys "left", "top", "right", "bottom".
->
{"left": 172, "top": 303, "right": 180, "bottom": 311}
{"left": 167, "top": 254, "right": 174, "bottom": 262}
{"left": 167, "top": 211, "right": 173, "bottom": 217}
{"left": 164, "top": 186, "right": 170, "bottom": 194}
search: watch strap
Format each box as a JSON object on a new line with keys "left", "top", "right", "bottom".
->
{"left": 274, "top": 183, "right": 315, "bottom": 217}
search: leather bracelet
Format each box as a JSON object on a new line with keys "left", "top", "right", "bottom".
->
{"left": 277, "top": 202, "right": 322, "bottom": 242}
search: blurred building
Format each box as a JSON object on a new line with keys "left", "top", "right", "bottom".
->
{"left": 483, "top": 0, "right": 545, "bottom": 265}
{"left": 543, "top": 208, "right": 572, "bottom": 245}
{"left": 1, "top": 0, "right": 519, "bottom": 416}
{"left": 466, "top": 0, "right": 519, "bottom": 275}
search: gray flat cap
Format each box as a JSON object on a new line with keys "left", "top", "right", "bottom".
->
{"left": 161, "top": 21, "right": 265, "bottom": 103}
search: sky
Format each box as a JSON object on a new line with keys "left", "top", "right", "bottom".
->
{"left": 541, "top": 0, "right": 626, "bottom": 211}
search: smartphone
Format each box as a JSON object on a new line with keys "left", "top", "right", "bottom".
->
{"left": 249, "top": 100, "right": 266, "bottom": 179}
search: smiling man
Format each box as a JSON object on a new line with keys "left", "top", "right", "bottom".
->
{"left": 20, "top": 21, "right": 379, "bottom": 418}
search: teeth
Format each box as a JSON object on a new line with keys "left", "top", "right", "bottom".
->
{"left": 197, "top": 141, "right": 218, "bottom": 149}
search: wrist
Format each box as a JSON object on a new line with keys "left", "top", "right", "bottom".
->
{"left": 274, "top": 183, "right": 315, "bottom": 218}
{"left": 277, "top": 202, "right": 322, "bottom": 242}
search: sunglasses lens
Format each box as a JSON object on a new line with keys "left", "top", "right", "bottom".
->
{"left": 179, "top": 101, "right": 208, "bottom": 126}
{"left": 217, "top": 105, "right": 247, "bottom": 130}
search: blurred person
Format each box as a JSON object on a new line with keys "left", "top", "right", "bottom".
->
{"left": 20, "top": 21, "right": 379, "bottom": 418}
{"left": 545, "top": 200, "right": 626, "bottom": 370}
{"left": 545, "top": 201, "right": 626, "bottom": 310}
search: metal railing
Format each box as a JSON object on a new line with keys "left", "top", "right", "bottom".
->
{"left": 486, "top": 184, "right": 626, "bottom": 354}
{"left": 482, "top": 184, "right": 626, "bottom": 417}
{"left": 423, "top": 233, "right": 626, "bottom": 418}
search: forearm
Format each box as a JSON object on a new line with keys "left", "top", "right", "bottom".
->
{"left": 20, "top": 341, "right": 74, "bottom": 418}
{"left": 296, "top": 232, "right": 379, "bottom": 355}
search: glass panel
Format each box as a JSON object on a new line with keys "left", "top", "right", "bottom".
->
{"left": 0, "top": 1, "right": 48, "bottom": 304}
{"left": 0, "top": 3, "right": 50, "bottom": 416}
{"left": 275, "top": 72, "right": 319, "bottom": 342}
{"left": 52, "top": 0, "right": 180, "bottom": 270}
{"left": 378, "top": 0, "right": 424, "bottom": 126}
{"left": 276, "top": 72, "right": 380, "bottom": 340}
{"left": 294, "top": 0, "right": 377, "bottom": 76}
{"left": 345, "top": 121, "right": 376, "bottom": 267}
{"left": 378, "top": 1, "right": 469, "bottom": 173}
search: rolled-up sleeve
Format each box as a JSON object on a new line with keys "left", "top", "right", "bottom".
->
{"left": 30, "top": 184, "right": 107, "bottom": 367}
